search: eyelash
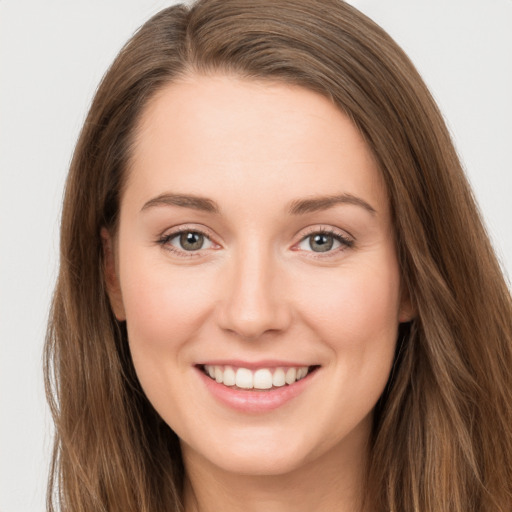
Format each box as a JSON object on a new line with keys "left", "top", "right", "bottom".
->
{"left": 295, "top": 227, "right": 354, "bottom": 257}
{"left": 156, "top": 226, "right": 354, "bottom": 257}
{"left": 157, "top": 226, "right": 215, "bottom": 258}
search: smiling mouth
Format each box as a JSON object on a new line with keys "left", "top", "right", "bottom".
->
{"left": 199, "top": 364, "right": 320, "bottom": 391}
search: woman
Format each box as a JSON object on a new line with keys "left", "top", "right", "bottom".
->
{"left": 44, "top": 0, "right": 512, "bottom": 510}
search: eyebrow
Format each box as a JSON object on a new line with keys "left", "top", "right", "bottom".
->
{"left": 288, "top": 194, "right": 376, "bottom": 216}
{"left": 140, "top": 192, "right": 376, "bottom": 216}
{"left": 141, "top": 193, "right": 220, "bottom": 213}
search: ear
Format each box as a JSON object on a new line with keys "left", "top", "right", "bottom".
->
{"left": 398, "top": 285, "right": 416, "bottom": 323}
{"left": 101, "top": 227, "right": 126, "bottom": 321}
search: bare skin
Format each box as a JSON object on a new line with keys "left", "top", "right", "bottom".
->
{"left": 183, "top": 418, "right": 369, "bottom": 512}
{"left": 104, "top": 74, "right": 413, "bottom": 512}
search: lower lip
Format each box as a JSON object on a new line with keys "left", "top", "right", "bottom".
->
{"left": 196, "top": 367, "right": 318, "bottom": 413}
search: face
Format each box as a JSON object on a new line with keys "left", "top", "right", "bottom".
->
{"left": 105, "top": 74, "right": 412, "bottom": 478}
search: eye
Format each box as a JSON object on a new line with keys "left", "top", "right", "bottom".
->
{"left": 297, "top": 230, "right": 353, "bottom": 253}
{"left": 160, "top": 230, "right": 215, "bottom": 252}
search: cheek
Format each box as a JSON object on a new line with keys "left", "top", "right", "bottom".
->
{"left": 118, "top": 253, "right": 217, "bottom": 365}
{"left": 298, "top": 264, "right": 401, "bottom": 343}
{"left": 292, "top": 252, "right": 402, "bottom": 406}
{"left": 117, "top": 255, "right": 223, "bottom": 421}
{"left": 297, "top": 259, "right": 401, "bottom": 423}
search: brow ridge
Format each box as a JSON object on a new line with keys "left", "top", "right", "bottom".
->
{"left": 141, "top": 193, "right": 220, "bottom": 213}
{"left": 141, "top": 192, "right": 375, "bottom": 216}
{"left": 288, "top": 194, "right": 376, "bottom": 215}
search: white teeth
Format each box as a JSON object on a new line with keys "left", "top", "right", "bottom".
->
{"left": 203, "top": 364, "right": 312, "bottom": 389}
{"left": 285, "top": 367, "right": 297, "bottom": 385}
{"left": 223, "top": 366, "right": 236, "bottom": 386}
{"left": 297, "top": 367, "right": 308, "bottom": 380}
{"left": 272, "top": 368, "right": 286, "bottom": 387}
{"left": 253, "top": 369, "right": 273, "bottom": 389}
{"left": 235, "top": 368, "right": 253, "bottom": 389}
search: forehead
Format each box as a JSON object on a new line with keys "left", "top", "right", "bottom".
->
{"left": 126, "top": 73, "right": 387, "bottom": 214}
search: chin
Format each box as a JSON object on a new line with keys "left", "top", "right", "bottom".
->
{"left": 180, "top": 423, "right": 318, "bottom": 477}
{"left": 206, "top": 445, "right": 309, "bottom": 477}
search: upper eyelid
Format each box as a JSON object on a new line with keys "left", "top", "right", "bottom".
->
{"left": 295, "top": 225, "right": 354, "bottom": 242}
{"left": 291, "top": 226, "right": 355, "bottom": 255}
{"left": 160, "top": 224, "right": 216, "bottom": 240}
{"left": 157, "top": 228, "right": 218, "bottom": 257}
{"left": 157, "top": 225, "right": 219, "bottom": 252}
{"left": 157, "top": 224, "right": 354, "bottom": 248}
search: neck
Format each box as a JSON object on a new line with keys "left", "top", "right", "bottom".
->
{"left": 182, "top": 426, "right": 370, "bottom": 512}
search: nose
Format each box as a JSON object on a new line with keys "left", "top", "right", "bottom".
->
{"left": 216, "top": 245, "right": 292, "bottom": 340}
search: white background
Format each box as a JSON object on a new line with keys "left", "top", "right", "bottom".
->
{"left": 1, "top": 1, "right": 511, "bottom": 510}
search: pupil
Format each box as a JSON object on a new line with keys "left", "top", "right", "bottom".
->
{"left": 310, "top": 234, "right": 333, "bottom": 252}
{"left": 180, "top": 232, "right": 204, "bottom": 251}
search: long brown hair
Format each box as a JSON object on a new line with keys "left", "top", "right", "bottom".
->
{"left": 45, "top": 0, "right": 512, "bottom": 510}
